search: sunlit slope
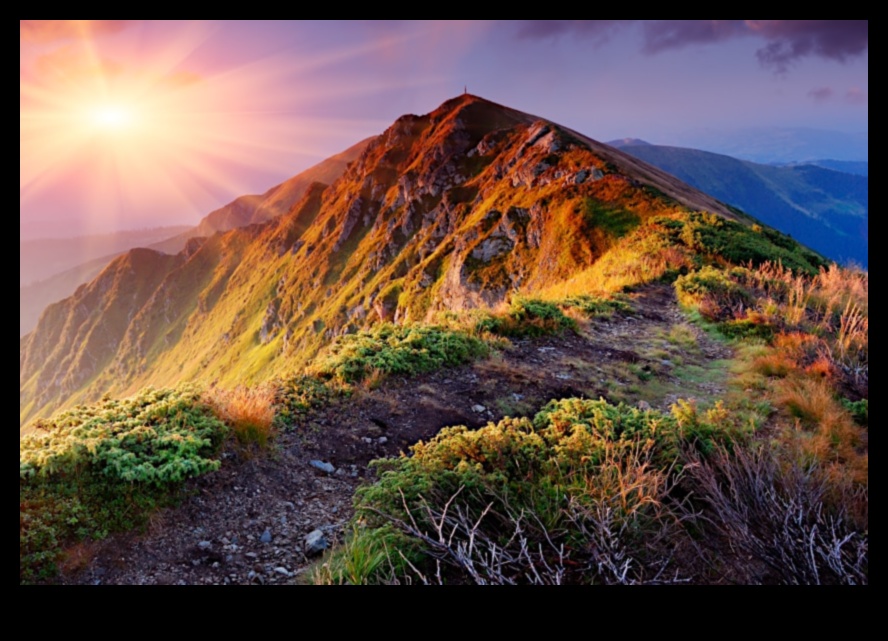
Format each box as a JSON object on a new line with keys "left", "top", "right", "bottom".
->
{"left": 22, "top": 94, "right": 813, "bottom": 426}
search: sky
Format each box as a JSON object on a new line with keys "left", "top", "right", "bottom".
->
{"left": 20, "top": 20, "right": 868, "bottom": 237}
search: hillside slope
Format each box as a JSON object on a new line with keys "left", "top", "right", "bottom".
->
{"left": 21, "top": 94, "right": 807, "bottom": 427}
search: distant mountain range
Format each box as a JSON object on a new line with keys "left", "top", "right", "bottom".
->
{"left": 19, "top": 141, "right": 370, "bottom": 337}
{"left": 669, "top": 126, "right": 867, "bottom": 164}
{"left": 608, "top": 141, "right": 867, "bottom": 267}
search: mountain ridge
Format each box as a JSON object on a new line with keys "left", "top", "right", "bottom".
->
{"left": 20, "top": 94, "right": 811, "bottom": 426}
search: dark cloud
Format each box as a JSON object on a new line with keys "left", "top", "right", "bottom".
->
{"left": 749, "top": 20, "right": 868, "bottom": 72}
{"left": 807, "top": 87, "right": 834, "bottom": 102}
{"left": 845, "top": 87, "right": 868, "bottom": 105}
{"left": 20, "top": 20, "right": 132, "bottom": 43}
{"left": 512, "top": 20, "right": 867, "bottom": 72}
{"left": 515, "top": 20, "right": 632, "bottom": 44}
{"left": 642, "top": 20, "right": 747, "bottom": 53}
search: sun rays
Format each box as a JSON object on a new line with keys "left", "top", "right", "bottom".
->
{"left": 19, "top": 20, "right": 418, "bottom": 232}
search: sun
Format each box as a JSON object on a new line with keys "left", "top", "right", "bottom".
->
{"left": 90, "top": 104, "right": 136, "bottom": 130}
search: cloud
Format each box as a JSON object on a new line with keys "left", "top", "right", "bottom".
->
{"left": 845, "top": 87, "right": 868, "bottom": 105}
{"left": 642, "top": 20, "right": 748, "bottom": 53}
{"left": 512, "top": 20, "right": 867, "bottom": 72}
{"left": 807, "top": 87, "right": 834, "bottom": 102}
{"left": 749, "top": 20, "right": 868, "bottom": 72}
{"left": 20, "top": 20, "right": 133, "bottom": 43}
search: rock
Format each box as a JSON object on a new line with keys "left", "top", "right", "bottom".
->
{"left": 472, "top": 404, "right": 486, "bottom": 413}
{"left": 310, "top": 460, "right": 335, "bottom": 474}
{"left": 274, "top": 567, "right": 290, "bottom": 576}
{"left": 305, "top": 529, "right": 329, "bottom": 556}
{"left": 260, "top": 529, "right": 273, "bottom": 544}
{"left": 378, "top": 436, "right": 388, "bottom": 444}
{"left": 197, "top": 540, "right": 212, "bottom": 550}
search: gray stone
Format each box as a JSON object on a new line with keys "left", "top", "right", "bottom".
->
{"left": 305, "top": 529, "right": 329, "bottom": 556}
{"left": 197, "top": 540, "right": 212, "bottom": 550}
{"left": 274, "top": 567, "right": 290, "bottom": 576}
{"left": 472, "top": 404, "right": 486, "bottom": 413}
{"left": 310, "top": 460, "right": 335, "bottom": 474}
{"left": 260, "top": 529, "right": 273, "bottom": 544}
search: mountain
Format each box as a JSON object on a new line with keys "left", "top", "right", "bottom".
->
{"left": 19, "top": 140, "right": 372, "bottom": 338}
{"left": 777, "top": 159, "right": 868, "bottom": 177}
{"left": 24, "top": 95, "right": 864, "bottom": 587}
{"left": 21, "top": 94, "right": 820, "bottom": 427}
{"left": 671, "top": 126, "right": 867, "bottom": 164}
{"left": 610, "top": 143, "right": 867, "bottom": 266}
{"left": 20, "top": 226, "right": 191, "bottom": 288}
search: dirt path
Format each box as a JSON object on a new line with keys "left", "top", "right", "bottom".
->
{"left": 60, "top": 284, "right": 732, "bottom": 585}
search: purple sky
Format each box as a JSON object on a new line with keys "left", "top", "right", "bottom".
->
{"left": 20, "top": 20, "right": 868, "bottom": 236}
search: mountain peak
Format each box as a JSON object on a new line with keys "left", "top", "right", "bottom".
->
{"left": 21, "top": 94, "right": 748, "bottom": 424}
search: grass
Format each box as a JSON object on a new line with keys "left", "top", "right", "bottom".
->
{"left": 205, "top": 384, "right": 277, "bottom": 453}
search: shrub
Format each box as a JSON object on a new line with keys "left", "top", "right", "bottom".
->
{"left": 311, "top": 323, "right": 489, "bottom": 384}
{"left": 685, "top": 443, "right": 867, "bottom": 585}
{"left": 322, "top": 399, "right": 694, "bottom": 584}
{"left": 273, "top": 375, "right": 349, "bottom": 430}
{"left": 20, "top": 386, "right": 227, "bottom": 582}
{"left": 474, "top": 298, "right": 576, "bottom": 337}
{"left": 675, "top": 266, "right": 751, "bottom": 321}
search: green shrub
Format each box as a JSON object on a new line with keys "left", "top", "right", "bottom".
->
{"left": 675, "top": 266, "right": 752, "bottom": 321}
{"left": 312, "top": 323, "right": 489, "bottom": 384}
{"left": 560, "top": 294, "right": 631, "bottom": 317}
{"left": 474, "top": 298, "right": 576, "bottom": 337}
{"left": 273, "top": 375, "right": 349, "bottom": 430}
{"left": 323, "top": 398, "right": 695, "bottom": 584}
{"left": 20, "top": 386, "right": 227, "bottom": 583}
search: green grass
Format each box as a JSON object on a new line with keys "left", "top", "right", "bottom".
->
{"left": 585, "top": 198, "right": 640, "bottom": 238}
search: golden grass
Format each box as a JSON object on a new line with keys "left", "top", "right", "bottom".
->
{"left": 205, "top": 384, "right": 277, "bottom": 452}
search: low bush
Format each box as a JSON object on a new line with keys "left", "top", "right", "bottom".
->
{"left": 20, "top": 386, "right": 227, "bottom": 582}
{"left": 311, "top": 323, "right": 489, "bottom": 385}
{"left": 273, "top": 375, "right": 349, "bottom": 430}
{"left": 318, "top": 398, "right": 697, "bottom": 585}
{"left": 474, "top": 298, "right": 576, "bottom": 337}
{"left": 685, "top": 442, "right": 867, "bottom": 584}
